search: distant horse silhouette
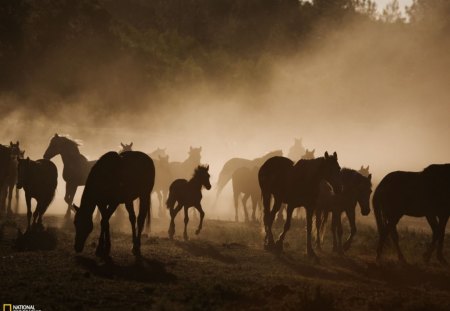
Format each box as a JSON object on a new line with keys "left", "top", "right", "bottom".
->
{"left": 373, "top": 164, "right": 450, "bottom": 264}
{"left": 153, "top": 155, "right": 173, "bottom": 218}
{"left": 167, "top": 165, "right": 211, "bottom": 240}
{"left": 317, "top": 169, "right": 372, "bottom": 253}
{"left": 148, "top": 147, "right": 167, "bottom": 159}
{"left": 302, "top": 149, "right": 315, "bottom": 160}
{"left": 358, "top": 165, "right": 370, "bottom": 177}
{"left": 216, "top": 150, "right": 282, "bottom": 200}
{"left": 43, "top": 134, "right": 96, "bottom": 219}
{"left": 17, "top": 158, "right": 57, "bottom": 230}
{"left": 259, "top": 152, "right": 341, "bottom": 260}
{"left": 0, "top": 145, "right": 11, "bottom": 216}
{"left": 287, "top": 138, "right": 306, "bottom": 162}
{"left": 231, "top": 166, "right": 261, "bottom": 222}
{"left": 1, "top": 142, "right": 24, "bottom": 215}
{"left": 169, "top": 147, "right": 202, "bottom": 180}
{"left": 119, "top": 142, "right": 133, "bottom": 153}
{"left": 73, "top": 151, "right": 155, "bottom": 258}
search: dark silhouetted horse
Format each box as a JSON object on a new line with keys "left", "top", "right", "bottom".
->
{"left": 216, "top": 150, "right": 282, "bottom": 200}
{"left": 154, "top": 154, "right": 172, "bottom": 218}
{"left": 358, "top": 165, "right": 370, "bottom": 177}
{"left": 373, "top": 164, "right": 450, "bottom": 264}
{"left": 1, "top": 142, "right": 24, "bottom": 215}
{"left": 287, "top": 138, "right": 306, "bottom": 162}
{"left": 43, "top": 134, "right": 96, "bottom": 219}
{"left": 317, "top": 169, "right": 372, "bottom": 253}
{"left": 259, "top": 152, "right": 341, "bottom": 260}
{"left": 167, "top": 165, "right": 211, "bottom": 240}
{"left": 0, "top": 145, "right": 11, "bottom": 216}
{"left": 17, "top": 158, "right": 57, "bottom": 230}
{"left": 232, "top": 166, "right": 261, "bottom": 222}
{"left": 73, "top": 151, "right": 155, "bottom": 258}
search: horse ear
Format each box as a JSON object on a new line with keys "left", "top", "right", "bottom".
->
{"left": 199, "top": 146, "right": 202, "bottom": 151}
{"left": 26, "top": 157, "right": 30, "bottom": 160}
{"left": 367, "top": 165, "right": 370, "bottom": 170}
{"left": 121, "top": 143, "right": 125, "bottom": 147}
{"left": 324, "top": 151, "right": 329, "bottom": 158}
{"left": 10, "top": 141, "right": 13, "bottom": 146}
{"left": 312, "top": 149, "right": 315, "bottom": 153}
{"left": 368, "top": 174, "right": 372, "bottom": 181}
{"left": 333, "top": 151, "right": 337, "bottom": 159}
{"left": 72, "top": 204, "right": 80, "bottom": 212}
{"left": 206, "top": 165, "right": 209, "bottom": 171}
{"left": 54, "top": 133, "right": 58, "bottom": 137}
{"left": 130, "top": 142, "right": 133, "bottom": 147}
{"left": 16, "top": 141, "right": 19, "bottom": 146}
{"left": 360, "top": 165, "right": 363, "bottom": 170}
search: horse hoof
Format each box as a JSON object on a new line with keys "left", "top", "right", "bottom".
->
{"left": 308, "top": 252, "right": 320, "bottom": 264}
{"left": 274, "top": 240, "right": 283, "bottom": 253}
{"left": 132, "top": 247, "right": 142, "bottom": 257}
{"left": 195, "top": 229, "right": 201, "bottom": 235}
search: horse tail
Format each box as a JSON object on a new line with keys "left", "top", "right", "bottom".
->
{"left": 166, "top": 189, "right": 176, "bottom": 211}
{"left": 146, "top": 196, "right": 151, "bottom": 231}
{"left": 216, "top": 167, "right": 232, "bottom": 199}
{"left": 372, "top": 189, "right": 385, "bottom": 237}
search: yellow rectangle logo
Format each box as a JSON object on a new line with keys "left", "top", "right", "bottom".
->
{"left": 3, "top": 304, "right": 12, "bottom": 311}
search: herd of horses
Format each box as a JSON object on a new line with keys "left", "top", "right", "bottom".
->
{"left": 0, "top": 135, "right": 449, "bottom": 265}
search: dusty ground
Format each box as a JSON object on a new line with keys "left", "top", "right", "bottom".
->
{"left": 1, "top": 211, "right": 449, "bottom": 311}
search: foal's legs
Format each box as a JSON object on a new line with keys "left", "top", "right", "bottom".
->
{"left": 275, "top": 204, "right": 295, "bottom": 252}
{"left": 423, "top": 215, "right": 439, "bottom": 263}
{"left": 436, "top": 215, "right": 449, "bottom": 264}
{"left": 343, "top": 208, "right": 356, "bottom": 251}
{"left": 194, "top": 204, "right": 205, "bottom": 236}
{"left": 233, "top": 190, "right": 239, "bottom": 222}
{"left": 168, "top": 203, "right": 183, "bottom": 239}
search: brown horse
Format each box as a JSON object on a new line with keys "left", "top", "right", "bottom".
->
{"left": 231, "top": 166, "right": 261, "bottom": 222}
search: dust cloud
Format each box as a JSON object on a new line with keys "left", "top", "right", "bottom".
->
{"left": 1, "top": 4, "right": 449, "bottom": 218}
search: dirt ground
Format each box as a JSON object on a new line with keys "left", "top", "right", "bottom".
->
{"left": 1, "top": 211, "right": 449, "bottom": 311}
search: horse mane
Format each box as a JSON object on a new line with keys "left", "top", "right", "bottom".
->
{"left": 342, "top": 167, "right": 372, "bottom": 186}
{"left": 193, "top": 165, "right": 208, "bottom": 178}
{"left": 53, "top": 134, "right": 83, "bottom": 147}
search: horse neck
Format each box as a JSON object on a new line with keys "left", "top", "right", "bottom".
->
{"left": 59, "top": 144, "right": 83, "bottom": 165}
{"left": 188, "top": 176, "right": 203, "bottom": 191}
{"left": 184, "top": 154, "right": 200, "bottom": 167}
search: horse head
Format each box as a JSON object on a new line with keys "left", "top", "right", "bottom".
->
{"left": 323, "top": 151, "right": 342, "bottom": 194}
{"left": 357, "top": 173, "right": 372, "bottom": 216}
{"left": 358, "top": 165, "right": 370, "bottom": 177}
{"left": 189, "top": 146, "right": 202, "bottom": 163}
{"left": 72, "top": 203, "right": 94, "bottom": 253}
{"left": 195, "top": 165, "right": 211, "bottom": 190}
{"left": 120, "top": 142, "right": 133, "bottom": 153}
{"left": 302, "top": 149, "right": 315, "bottom": 160}
{"left": 9, "top": 141, "right": 21, "bottom": 159}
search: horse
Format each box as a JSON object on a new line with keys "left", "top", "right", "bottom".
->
{"left": 73, "top": 151, "right": 155, "bottom": 258}
{"left": 373, "top": 164, "right": 450, "bottom": 264}
{"left": 258, "top": 152, "right": 341, "bottom": 260}
{"left": 1, "top": 142, "right": 23, "bottom": 216}
{"left": 167, "top": 165, "right": 211, "bottom": 240}
{"left": 317, "top": 169, "right": 372, "bottom": 253}
{"left": 358, "top": 165, "right": 370, "bottom": 177}
{"left": 148, "top": 147, "right": 167, "bottom": 160}
{"left": 216, "top": 150, "right": 283, "bottom": 200}
{"left": 153, "top": 154, "right": 173, "bottom": 218}
{"left": 43, "top": 134, "right": 96, "bottom": 219}
{"left": 17, "top": 158, "right": 58, "bottom": 230}
{"left": 287, "top": 138, "right": 306, "bottom": 162}
{"left": 231, "top": 166, "right": 261, "bottom": 222}
{"left": 0, "top": 145, "right": 11, "bottom": 216}
{"left": 119, "top": 142, "right": 133, "bottom": 153}
{"left": 302, "top": 148, "right": 315, "bottom": 160}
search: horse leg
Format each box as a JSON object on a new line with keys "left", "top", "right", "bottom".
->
{"left": 32, "top": 202, "right": 40, "bottom": 227}
{"left": 169, "top": 203, "right": 183, "bottom": 240}
{"left": 423, "top": 215, "right": 439, "bottom": 263}
{"left": 319, "top": 211, "right": 329, "bottom": 248}
{"left": 275, "top": 204, "right": 295, "bottom": 252}
{"left": 389, "top": 218, "right": 406, "bottom": 264}
{"left": 315, "top": 209, "right": 322, "bottom": 251}
{"left": 336, "top": 213, "right": 344, "bottom": 254}
{"left": 183, "top": 206, "right": 190, "bottom": 241}
{"left": 7, "top": 184, "right": 13, "bottom": 216}
{"left": 275, "top": 204, "right": 285, "bottom": 226}
{"left": 343, "top": 208, "right": 356, "bottom": 251}
{"left": 157, "top": 191, "right": 164, "bottom": 218}
{"left": 242, "top": 193, "right": 250, "bottom": 223}
{"left": 306, "top": 206, "right": 319, "bottom": 262}
{"left": 104, "top": 204, "right": 119, "bottom": 256}
{"left": 25, "top": 194, "right": 32, "bottom": 231}
{"left": 436, "top": 215, "right": 449, "bottom": 265}
{"left": 262, "top": 192, "right": 272, "bottom": 247}
{"left": 125, "top": 202, "right": 138, "bottom": 254}
{"left": 250, "top": 194, "right": 257, "bottom": 222}
{"left": 64, "top": 183, "right": 77, "bottom": 219}
{"left": 135, "top": 195, "right": 150, "bottom": 256}
{"left": 194, "top": 204, "right": 205, "bottom": 235}
{"left": 266, "top": 198, "right": 282, "bottom": 249}
{"left": 233, "top": 190, "right": 239, "bottom": 222}
{"left": 15, "top": 187, "right": 20, "bottom": 214}
{"left": 331, "top": 211, "right": 338, "bottom": 252}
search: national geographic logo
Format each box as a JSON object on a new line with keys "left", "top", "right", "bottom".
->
{"left": 3, "top": 305, "right": 41, "bottom": 311}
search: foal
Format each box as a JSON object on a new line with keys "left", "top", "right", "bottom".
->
{"left": 167, "top": 165, "right": 211, "bottom": 240}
